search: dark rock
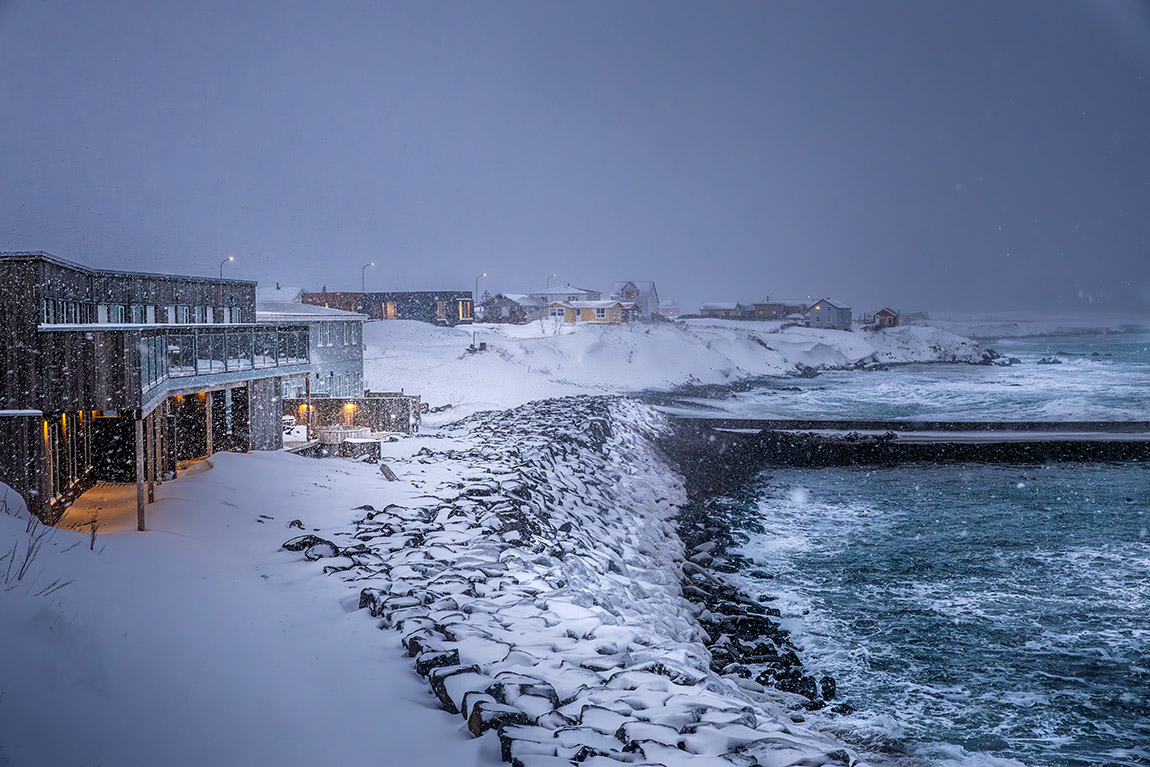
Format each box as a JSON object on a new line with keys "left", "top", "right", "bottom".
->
{"left": 469, "top": 700, "right": 530, "bottom": 737}
{"left": 415, "top": 648, "right": 460, "bottom": 676}
{"left": 379, "top": 463, "right": 399, "bottom": 481}
{"left": 288, "top": 519, "right": 303, "bottom": 529}
{"left": 281, "top": 534, "right": 337, "bottom": 552}
{"left": 820, "top": 675, "right": 837, "bottom": 700}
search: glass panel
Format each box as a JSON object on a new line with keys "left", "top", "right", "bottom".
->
{"left": 254, "top": 330, "right": 277, "bottom": 367}
{"left": 167, "top": 333, "right": 195, "bottom": 376}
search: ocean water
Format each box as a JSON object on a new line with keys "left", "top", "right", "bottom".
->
{"left": 710, "top": 333, "right": 1150, "bottom": 766}
{"left": 676, "top": 331, "right": 1150, "bottom": 422}
{"left": 733, "top": 464, "right": 1150, "bottom": 767}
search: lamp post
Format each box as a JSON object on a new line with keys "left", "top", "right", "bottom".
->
{"left": 546, "top": 273, "right": 557, "bottom": 288}
{"left": 474, "top": 272, "right": 486, "bottom": 312}
{"left": 361, "top": 262, "right": 374, "bottom": 315}
{"left": 361, "top": 262, "right": 374, "bottom": 293}
{"left": 219, "top": 256, "right": 234, "bottom": 279}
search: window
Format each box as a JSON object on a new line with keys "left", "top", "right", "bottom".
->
{"left": 130, "top": 305, "right": 147, "bottom": 324}
{"left": 595, "top": 307, "right": 607, "bottom": 319}
{"left": 175, "top": 305, "right": 191, "bottom": 324}
{"left": 194, "top": 306, "right": 208, "bottom": 323}
{"left": 108, "top": 304, "right": 127, "bottom": 323}
{"left": 549, "top": 306, "right": 566, "bottom": 318}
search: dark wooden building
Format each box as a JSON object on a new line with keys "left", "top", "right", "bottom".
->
{"left": 0, "top": 251, "right": 311, "bottom": 527}
{"left": 302, "top": 290, "right": 473, "bottom": 325}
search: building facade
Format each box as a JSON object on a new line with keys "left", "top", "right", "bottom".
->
{"left": 806, "top": 298, "right": 853, "bottom": 330}
{"left": 528, "top": 284, "right": 602, "bottom": 304}
{"left": 611, "top": 281, "right": 659, "bottom": 318}
{"left": 751, "top": 299, "right": 810, "bottom": 321}
{"left": 302, "top": 290, "right": 472, "bottom": 325}
{"left": 256, "top": 295, "right": 366, "bottom": 398}
{"left": 0, "top": 252, "right": 310, "bottom": 526}
{"left": 699, "top": 302, "right": 751, "bottom": 319}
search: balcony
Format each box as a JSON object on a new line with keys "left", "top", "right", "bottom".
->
{"left": 139, "top": 325, "right": 309, "bottom": 406}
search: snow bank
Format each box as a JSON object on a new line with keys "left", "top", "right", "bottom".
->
{"left": 364, "top": 319, "right": 991, "bottom": 421}
{"left": 0, "top": 454, "right": 496, "bottom": 767}
{"left": 285, "top": 397, "right": 860, "bottom": 766}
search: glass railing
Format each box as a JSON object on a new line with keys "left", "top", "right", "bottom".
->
{"left": 139, "top": 326, "right": 308, "bottom": 387}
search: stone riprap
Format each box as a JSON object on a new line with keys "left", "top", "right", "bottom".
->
{"left": 283, "top": 396, "right": 860, "bottom": 767}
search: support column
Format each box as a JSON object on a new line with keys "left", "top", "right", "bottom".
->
{"left": 205, "top": 391, "right": 213, "bottom": 456}
{"left": 145, "top": 410, "right": 155, "bottom": 503}
{"left": 135, "top": 414, "right": 146, "bottom": 531}
{"left": 305, "top": 373, "right": 312, "bottom": 441}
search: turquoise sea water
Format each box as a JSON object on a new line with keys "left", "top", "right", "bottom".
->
{"left": 711, "top": 332, "right": 1150, "bottom": 766}
{"left": 677, "top": 331, "right": 1150, "bottom": 422}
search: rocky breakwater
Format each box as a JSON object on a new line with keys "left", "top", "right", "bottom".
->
{"left": 282, "top": 396, "right": 861, "bottom": 766}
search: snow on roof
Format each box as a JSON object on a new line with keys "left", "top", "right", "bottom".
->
{"left": 810, "top": 298, "right": 851, "bottom": 309}
{"left": 530, "top": 283, "right": 599, "bottom": 296}
{"left": 499, "top": 293, "right": 543, "bottom": 307}
{"left": 611, "top": 281, "right": 656, "bottom": 296}
{"left": 700, "top": 302, "right": 744, "bottom": 311}
{"left": 756, "top": 298, "right": 810, "bottom": 306}
{"left": 551, "top": 299, "right": 631, "bottom": 309}
{"left": 255, "top": 284, "right": 305, "bottom": 302}
{"left": 256, "top": 301, "right": 366, "bottom": 320}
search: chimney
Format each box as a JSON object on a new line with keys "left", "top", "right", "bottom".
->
{"left": 276, "top": 281, "right": 280, "bottom": 290}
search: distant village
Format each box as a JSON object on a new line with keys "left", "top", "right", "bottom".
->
{"left": 299, "top": 278, "right": 909, "bottom": 332}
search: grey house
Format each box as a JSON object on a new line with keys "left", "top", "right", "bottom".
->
{"left": 806, "top": 298, "right": 852, "bottom": 330}
{"left": 256, "top": 292, "right": 367, "bottom": 398}
{"left": 611, "top": 281, "right": 660, "bottom": 318}
{"left": 0, "top": 251, "right": 310, "bottom": 527}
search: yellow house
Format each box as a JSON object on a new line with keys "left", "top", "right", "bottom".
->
{"left": 548, "top": 300, "right": 633, "bottom": 324}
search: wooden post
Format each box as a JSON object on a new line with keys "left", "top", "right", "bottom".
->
{"left": 145, "top": 410, "right": 155, "bottom": 503}
{"left": 135, "top": 414, "right": 146, "bottom": 531}
{"left": 305, "top": 373, "right": 313, "bottom": 441}
{"left": 153, "top": 403, "right": 164, "bottom": 483}
{"left": 205, "top": 391, "right": 213, "bottom": 456}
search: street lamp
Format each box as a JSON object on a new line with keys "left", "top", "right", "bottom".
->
{"left": 361, "top": 262, "right": 375, "bottom": 315}
{"left": 361, "top": 262, "right": 374, "bottom": 292}
{"left": 546, "top": 273, "right": 557, "bottom": 288}
{"left": 219, "top": 256, "right": 234, "bottom": 279}
{"left": 474, "top": 272, "right": 486, "bottom": 306}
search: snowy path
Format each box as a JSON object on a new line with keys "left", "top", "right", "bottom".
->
{"left": 0, "top": 452, "right": 498, "bottom": 767}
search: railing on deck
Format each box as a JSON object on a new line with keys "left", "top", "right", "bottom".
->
{"left": 140, "top": 325, "right": 308, "bottom": 393}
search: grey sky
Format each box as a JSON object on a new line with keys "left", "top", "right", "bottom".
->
{"left": 2, "top": 0, "right": 1148, "bottom": 313}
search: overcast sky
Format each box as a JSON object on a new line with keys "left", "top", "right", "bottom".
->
{"left": 1, "top": 0, "right": 1148, "bottom": 313}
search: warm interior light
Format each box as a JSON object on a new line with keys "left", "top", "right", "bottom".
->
{"left": 299, "top": 404, "right": 307, "bottom": 412}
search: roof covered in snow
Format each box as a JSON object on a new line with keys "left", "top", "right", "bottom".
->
{"left": 611, "top": 281, "right": 656, "bottom": 297}
{"left": 255, "top": 284, "right": 305, "bottom": 302}
{"left": 256, "top": 301, "right": 366, "bottom": 321}
{"left": 809, "top": 298, "right": 851, "bottom": 309}
{"left": 530, "top": 283, "right": 599, "bottom": 296}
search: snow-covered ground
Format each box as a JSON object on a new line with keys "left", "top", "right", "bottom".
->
{"left": 0, "top": 454, "right": 497, "bottom": 767}
{"left": 364, "top": 319, "right": 991, "bottom": 422}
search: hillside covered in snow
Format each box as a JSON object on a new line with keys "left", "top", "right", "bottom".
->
{"left": 364, "top": 319, "right": 992, "bottom": 419}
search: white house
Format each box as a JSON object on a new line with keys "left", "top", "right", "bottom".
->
{"left": 527, "top": 283, "right": 602, "bottom": 304}
{"left": 610, "top": 281, "right": 659, "bottom": 319}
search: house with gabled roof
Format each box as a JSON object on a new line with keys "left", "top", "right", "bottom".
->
{"left": 873, "top": 307, "right": 900, "bottom": 328}
{"left": 528, "top": 283, "right": 602, "bottom": 304}
{"left": 610, "top": 281, "right": 659, "bottom": 319}
{"left": 699, "top": 302, "right": 751, "bottom": 320}
{"left": 806, "top": 298, "right": 852, "bottom": 330}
